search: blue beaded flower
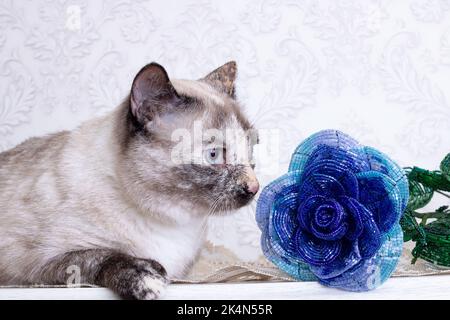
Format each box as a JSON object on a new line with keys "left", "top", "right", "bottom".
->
{"left": 256, "top": 130, "right": 409, "bottom": 291}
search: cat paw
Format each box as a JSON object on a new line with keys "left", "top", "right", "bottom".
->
{"left": 134, "top": 273, "right": 168, "bottom": 300}
{"left": 97, "top": 255, "right": 169, "bottom": 300}
{"left": 125, "top": 260, "right": 169, "bottom": 300}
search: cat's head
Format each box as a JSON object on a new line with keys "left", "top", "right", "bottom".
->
{"left": 118, "top": 62, "right": 259, "bottom": 217}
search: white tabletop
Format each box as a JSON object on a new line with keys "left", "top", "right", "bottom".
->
{"left": 0, "top": 275, "right": 449, "bottom": 300}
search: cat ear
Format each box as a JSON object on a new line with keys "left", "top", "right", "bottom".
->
{"left": 130, "top": 62, "right": 180, "bottom": 125}
{"left": 200, "top": 61, "right": 237, "bottom": 98}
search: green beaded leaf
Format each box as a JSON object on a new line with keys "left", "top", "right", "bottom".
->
{"left": 440, "top": 153, "right": 450, "bottom": 181}
{"left": 401, "top": 153, "right": 450, "bottom": 267}
{"left": 425, "top": 217, "right": 450, "bottom": 242}
{"left": 408, "top": 167, "right": 450, "bottom": 192}
{"left": 405, "top": 168, "right": 434, "bottom": 210}
{"left": 399, "top": 209, "right": 422, "bottom": 242}
{"left": 413, "top": 217, "right": 450, "bottom": 267}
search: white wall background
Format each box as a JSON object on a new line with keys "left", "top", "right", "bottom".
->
{"left": 1, "top": 0, "right": 449, "bottom": 265}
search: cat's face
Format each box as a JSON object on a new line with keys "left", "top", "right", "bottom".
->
{"left": 119, "top": 62, "right": 259, "bottom": 216}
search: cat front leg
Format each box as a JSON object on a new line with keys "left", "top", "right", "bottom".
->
{"left": 95, "top": 251, "right": 169, "bottom": 300}
{"left": 34, "top": 249, "right": 169, "bottom": 300}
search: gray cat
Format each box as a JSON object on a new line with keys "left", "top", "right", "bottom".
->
{"left": 0, "top": 62, "right": 259, "bottom": 299}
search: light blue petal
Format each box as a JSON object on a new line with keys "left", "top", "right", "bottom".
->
{"left": 256, "top": 172, "right": 303, "bottom": 262}
{"left": 256, "top": 171, "right": 317, "bottom": 281}
{"left": 256, "top": 171, "right": 302, "bottom": 230}
{"left": 289, "top": 130, "right": 360, "bottom": 173}
{"left": 318, "top": 224, "right": 403, "bottom": 291}
{"left": 361, "top": 147, "right": 409, "bottom": 211}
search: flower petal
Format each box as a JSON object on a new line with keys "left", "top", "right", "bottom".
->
{"left": 318, "top": 224, "right": 403, "bottom": 291}
{"left": 338, "top": 196, "right": 364, "bottom": 240}
{"left": 295, "top": 230, "right": 342, "bottom": 266}
{"left": 272, "top": 189, "right": 299, "bottom": 254}
{"left": 308, "top": 239, "right": 362, "bottom": 279}
{"left": 298, "top": 173, "right": 347, "bottom": 203}
{"left": 311, "top": 223, "right": 348, "bottom": 241}
{"left": 361, "top": 146, "right": 409, "bottom": 211}
{"left": 357, "top": 171, "right": 403, "bottom": 233}
{"left": 359, "top": 213, "right": 382, "bottom": 258}
{"left": 289, "top": 130, "right": 361, "bottom": 173}
{"left": 257, "top": 172, "right": 304, "bottom": 263}
{"left": 302, "top": 156, "right": 360, "bottom": 199}
{"left": 256, "top": 171, "right": 302, "bottom": 230}
{"left": 260, "top": 230, "right": 317, "bottom": 281}
{"left": 341, "top": 196, "right": 382, "bottom": 258}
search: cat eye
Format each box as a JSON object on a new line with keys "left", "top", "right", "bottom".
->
{"left": 204, "top": 147, "right": 225, "bottom": 165}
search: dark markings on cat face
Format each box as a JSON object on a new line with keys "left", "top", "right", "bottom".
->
{"left": 172, "top": 163, "right": 256, "bottom": 209}
{"left": 118, "top": 61, "right": 259, "bottom": 215}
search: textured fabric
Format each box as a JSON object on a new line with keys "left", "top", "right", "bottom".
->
{"left": 256, "top": 130, "right": 409, "bottom": 291}
{"left": 175, "top": 240, "right": 450, "bottom": 283}
{"left": 3, "top": 242, "right": 449, "bottom": 287}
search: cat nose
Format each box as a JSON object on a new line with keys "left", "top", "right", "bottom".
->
{"left": 244, "top": 180, "right": 260, "bottom": 195}
{"left": 242, "top": 166, "right": 259, "bottom": 196}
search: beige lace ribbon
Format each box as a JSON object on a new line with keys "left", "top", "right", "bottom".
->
{"left": 173, "top": 242, "right": 450, "bottom": 283}
{"left": 1, "top": 242, "right": 449, "bottom": 288}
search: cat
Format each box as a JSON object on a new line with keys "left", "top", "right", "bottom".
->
{"left": 0, "top": 61, "right": 259, "bottom": 299}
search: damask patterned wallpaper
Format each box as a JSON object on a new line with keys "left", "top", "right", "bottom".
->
{"left": 1, "top": 0, "right": 449, "bottom": 263}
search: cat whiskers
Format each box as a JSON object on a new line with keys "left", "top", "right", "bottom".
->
{"left": 207, "top": 193, "right": 225, "bottom": 217}
{"left": 198, "top": 193, "right": 226, "bottom": 236}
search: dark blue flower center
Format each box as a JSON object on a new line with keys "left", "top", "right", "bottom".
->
{"left": 314, "top": 205, "right": 336, "bottom": 228}
{"left": 311, "top": 201, "right": 347, "bottom": 241}
{"left": 298, "top": 196, "right": 349, "bottom": 241}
